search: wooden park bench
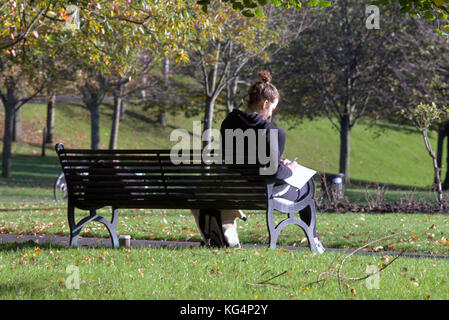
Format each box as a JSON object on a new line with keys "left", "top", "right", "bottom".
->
{"left": 55, "top": 143, "right": 320, "bottom": 251}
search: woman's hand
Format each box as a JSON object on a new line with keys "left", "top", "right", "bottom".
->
{"left": 285, "top": 160, "right": 299, "bottom": 171}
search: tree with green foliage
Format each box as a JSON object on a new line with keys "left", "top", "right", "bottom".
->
{"left": 0, "top": 0, "right": 201, "bottom": 176}
{"left": 400, "top": 102, "right": 448, "bottom": 210}
{"left": 187, "top": 1, "right": 312, "bottom": 148}
{"left": 0, "top": 38, "right": 50, "bottom": 178}
{"left": 197, "top": 0, "right": 449, "bottom": 34}
{"left": 274, "top": 0, "right": 400, "bottom": 183}
{"left": 381, "top": 15, "right": 449, "bottom": 189}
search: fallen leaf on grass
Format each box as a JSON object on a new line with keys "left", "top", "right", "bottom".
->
{"left": 208, "top": 268, "right": 222, "bottom": 276}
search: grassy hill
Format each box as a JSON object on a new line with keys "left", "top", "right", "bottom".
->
{"left": 0, "top": 100, "right": 445, "bottom": 201}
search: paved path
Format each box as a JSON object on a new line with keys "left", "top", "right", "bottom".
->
{"left": 1, "top": 233, "right": 448, "bottom": 260}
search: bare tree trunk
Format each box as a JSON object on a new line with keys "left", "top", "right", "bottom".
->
{"left": 443, "top": 122, "right": 449, "bottom": 190}
{"left": 423, "top": 128, "right": 443, "bottom": 210}
{"left": 109, "top": 90, "right": 121, "bottom": 150}
{"left": 203, "top": 96, "right": 216, "bottom": 150}
{"left": 160, "top": 56, "right": 169, "bottom": 128}
{"left": 437, "top": 123, "right": 445, "bottom": 169}
{"left": 89, "top": 104, "right": 101, "bottom": 150}
{"left": 119, "top": 98, "right": 126, "bottom": 121}
{"left": 339, "top": 113, "right": 351, "bottom": 183}
{"left": 226, "top": 76, "right": 239, "bottom": 115}
{"left": 2, "top": 103, "right": 14, "bottom": 178}
{"left": 436, "top": 122, "right": 445, "bottom": 188}
{"left": 46, "top": 93, "right": 56, "bottom": 145}
{"left": 141, "top": 76, "right": 147, "bottom": 100}
{"left": 12, "top": 107, "right": 22, "bottom": 143}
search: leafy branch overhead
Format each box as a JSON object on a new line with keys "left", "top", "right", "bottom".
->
{"left": 400, "top": 102, "right": 449, "bottom": 131}
{"left": 197, "top": 0, "right": 449, "bottom": 34}
{"left": 196, "top": 0, "right": 331, "bottom": 17}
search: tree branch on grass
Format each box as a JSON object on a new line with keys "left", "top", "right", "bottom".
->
{"left": 246, "top": 270, "right": 289, "bottom": 290}
{"left": 302, "top": 232, "right": 405, "bottom": 295}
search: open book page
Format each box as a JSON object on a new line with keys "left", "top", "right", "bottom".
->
{"left": 282, "top": 159, "right": 317, "bottom": 190}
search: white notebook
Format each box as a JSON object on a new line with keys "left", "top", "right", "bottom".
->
{"left": 282, "top": 159, "right": 317, "bottom": 190}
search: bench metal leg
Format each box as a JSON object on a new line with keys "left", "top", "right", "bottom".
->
{"left": 68, "top": 205, "right": 78, "bottom": 248}
{"left": 299, "top": 202, "right": 318, "bottom": 252}
{"left": 106, "top": 208, "right": 119, "bottom": 248}
{"left": 266, "top": 199, "right": 319, "bottom": 252}
{"left": 266, "top": 201, "right": 278, "bottom": 249}
{"left": 266, "top": 179, "right": 322, "bottom": 252}
{"left": 67, "top": 206, "right": 119, "bottom": 248}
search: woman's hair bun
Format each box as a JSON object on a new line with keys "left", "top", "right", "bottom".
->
{"left": 258, "top": 70, "right": 272, "bottom": 83}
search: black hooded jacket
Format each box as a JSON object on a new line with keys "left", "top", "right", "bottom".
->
{"left": 220, "top": 109, "right": 292, "bottom": 184}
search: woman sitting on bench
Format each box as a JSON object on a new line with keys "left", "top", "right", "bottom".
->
{"left": 191, "top": 70, "right": 316, "bottom": 248}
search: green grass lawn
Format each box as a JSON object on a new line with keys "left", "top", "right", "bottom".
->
{"left": 1, "top": 201, "right": 448, "bottom": 256}
{"left": 1, "top": 101, "right": 449, "bottom": 300}
{"left": 1, "top": 241, "right": 448, "bottom": 299}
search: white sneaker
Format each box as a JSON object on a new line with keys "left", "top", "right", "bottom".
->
{"left": 314, "top": 237, "right": 325, "bottom": 254}
{"left": 223, "top": 223, "right": 241, "bottom": 248}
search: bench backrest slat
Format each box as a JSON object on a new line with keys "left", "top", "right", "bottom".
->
{"left": 56, "top": 144, "right": 271, "bottom": 210}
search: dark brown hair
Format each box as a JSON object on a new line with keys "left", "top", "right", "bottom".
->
{"left": 247, "top": 70, "right": 280, "bottom": 111}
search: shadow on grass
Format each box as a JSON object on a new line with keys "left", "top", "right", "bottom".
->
{"left": 317, "top": 174, "right": 432, "bottom": 191}
{"left": 0, "top": 281, "right": 56, "bottom": 298}
{"left": 0, "top": 206, "right": 64, "bottom": 212}
{"left": 0, "top": 241, "right": 66, "bottom": 252}
{"left": 355, "top": 118, "right": 418, "bottom": 136}
{"left": 0, "top": 154, "right": 60, "bottom": 188}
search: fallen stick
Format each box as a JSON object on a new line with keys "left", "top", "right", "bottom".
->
{"left": 337, "top": 232, "right": 406, "bottom": 292}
